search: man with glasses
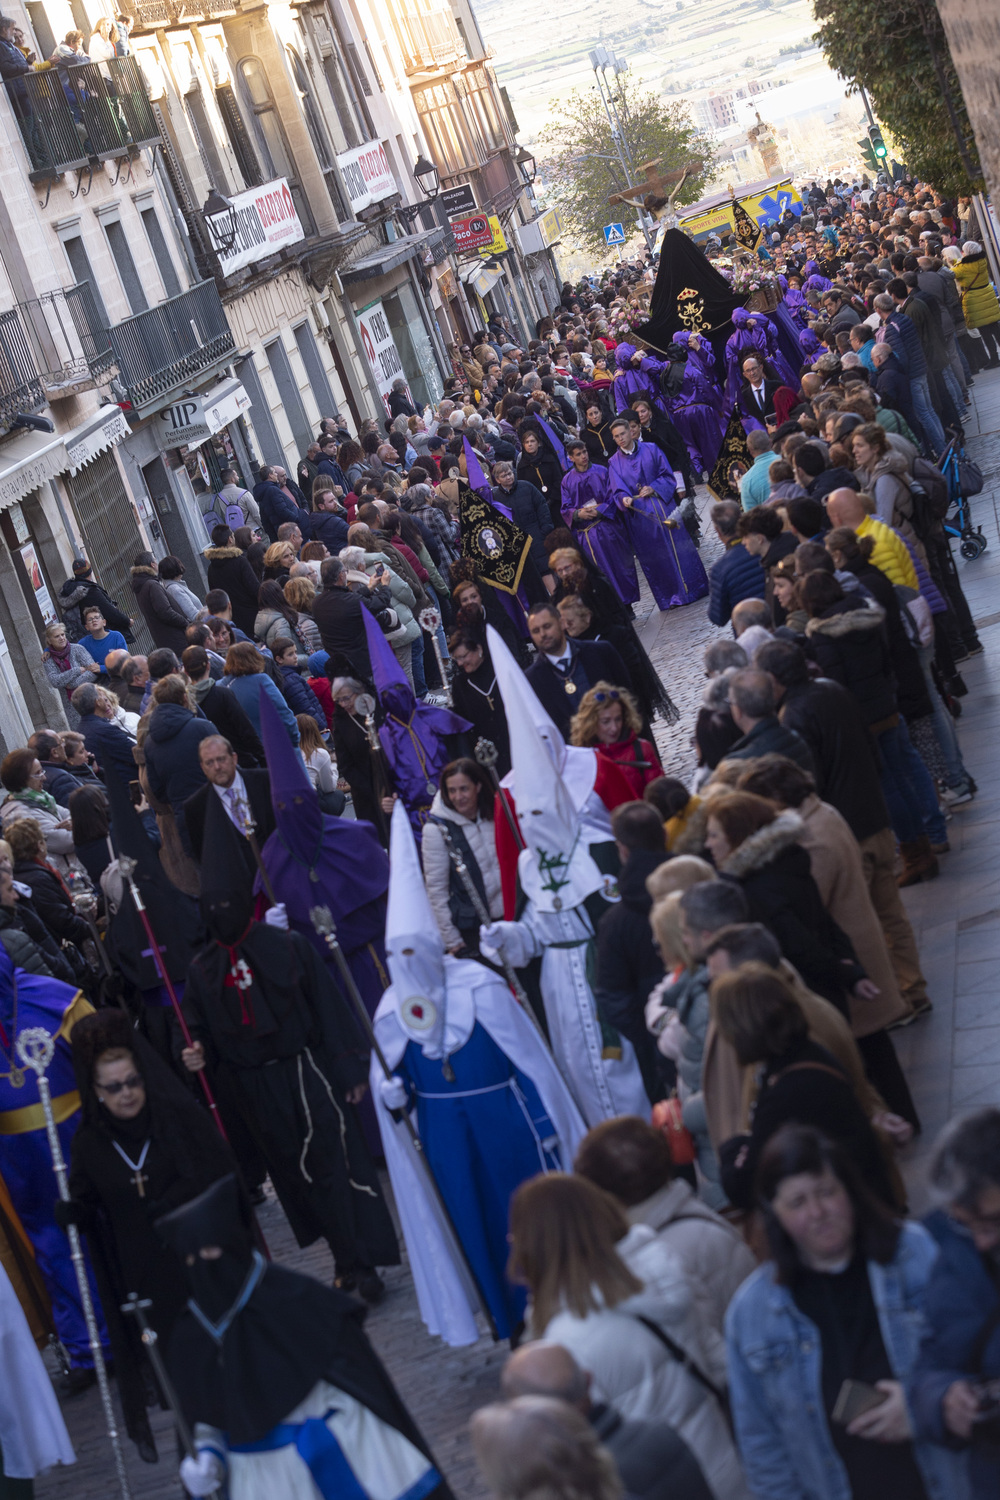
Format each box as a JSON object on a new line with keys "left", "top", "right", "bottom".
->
{"left": 183, "top": 735, "right": 274, "bottom": 870}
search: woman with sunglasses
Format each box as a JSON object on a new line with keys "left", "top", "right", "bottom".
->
{"left": 64, "top": 1009, "right": 235, "bottom": 1462}
{"left": 570, "top": 682, "right": 663, "bottom": 799}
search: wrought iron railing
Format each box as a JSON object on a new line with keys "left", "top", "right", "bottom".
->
{"left": 16, "top": 283, "right": 116, "bottom": 397}
{"left": 0, "top": 308, "right": 46, "bottom": 429}
{"left": 107, "top": 280, "right": 236, "bottom": 415}
{"left": 3, "top": 55, "right": 160, "bottom": 180}
{"left": 397, "top": 6, "right": 463, "bottom": 74}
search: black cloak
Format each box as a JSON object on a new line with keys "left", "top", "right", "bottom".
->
{"left": 66, "top": 1008, "right": 235, "bottom": 1460}
{"left": 635, "top": 227, "right": 746, "bottom": 368}
{"left": 157, "top": 1175, "right": 451, "bottom": 1499}
{"left": 182, "top": 799, "right": 399, "bottom": 1269}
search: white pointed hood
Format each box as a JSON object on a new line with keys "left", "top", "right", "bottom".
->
{"left": 488, "top": 625, "right": 604, "bottom": 912}
{"left": 385, "top": 799, "right": 451, "bottom": 1056}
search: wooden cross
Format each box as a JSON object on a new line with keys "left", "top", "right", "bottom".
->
{"left": 608, "top": 156, "right": 704, "bottom": 218}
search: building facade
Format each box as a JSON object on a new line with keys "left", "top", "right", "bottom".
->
{"left": 0, "top": 0, "right": 555, "bottom": 750}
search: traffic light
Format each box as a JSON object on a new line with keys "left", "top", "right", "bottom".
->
{"left": 867, "top": 123, "right": 888, "bottom": 161}
{"left": 859, "top": 137, "right": 878, "bottom": 171}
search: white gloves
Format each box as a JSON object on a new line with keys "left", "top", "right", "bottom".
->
{"left": 379, "top": 1075, "right": 409, "bottom": 1111}
{"left": 180, "top": 1448, "right": 226, "bottom": 1496}
{"left": 264, "top": 902, "right": 289, "bottom": 929}
{"left": 479, "top": 920, "right": 536, "bottom": 967}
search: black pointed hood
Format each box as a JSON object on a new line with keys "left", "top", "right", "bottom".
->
{"left": 197, "top": 790, "right": 255, "bottom": 946}
{"left": 104, "top": 770, "right": 203, "bottom": 987}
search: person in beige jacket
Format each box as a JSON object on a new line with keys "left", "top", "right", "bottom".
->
{"left": 735, "top": 754, "right": 918, "bottom": 1131}
{"left": 701, "top": 923, "right": 909, "bottom": 1209}
{"left": 574, "top": 1115, "right": 755, "bottom": 1339}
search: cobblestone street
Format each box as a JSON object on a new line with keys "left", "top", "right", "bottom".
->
{"left": 35, "top": 369, "right": 1000, "bottom": 1498}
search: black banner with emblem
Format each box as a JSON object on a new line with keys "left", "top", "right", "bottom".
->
{"left": 706, "top": 407, "right": 753, "bottom": 502}
{"left": 732, "top": 197, "right": 763, "bottom": 251}
{"left": 458, "top": 479, "right": 533, "bottom": 596}
{"left": 634, "top": 228, "right": 746, "bottom": 369}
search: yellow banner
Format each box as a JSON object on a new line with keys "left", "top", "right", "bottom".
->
{"left": 478, "top": 214, "right": 508, "bottom": 258}
{"left": 680, "top": 181, "right": 802, "bottom": 243}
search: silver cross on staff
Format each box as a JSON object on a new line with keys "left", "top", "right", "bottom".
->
{"left": 17, "top": 1027, "right": 133, "bottom": 1500}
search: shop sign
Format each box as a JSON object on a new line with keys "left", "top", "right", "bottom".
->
{"left": 66, "top": 406, "right": 130, "bottom": 473}
{"left": 478, "top": 214, "right": 508, "bottom": 258}
{"left": 336, "top": 140, "right": 398, "bottom": 213}
{"left": 156, "top": 382, "right": 251, "bottom": 450}
{"left": 356, "top": 300, "right": 410, "bottom": 416}
{"left": 206, "top": 178, "right": 305, "bottom": 275}
{"left": 450, "top": 213, "right": 494, "bottom": 251}
{"left": 19, "top": 541, "right": 57, "bottom": 626}
{"left": 538, "top": 207, "right": 563, "bottom": 247}
{"left": 440, "top": 182, "right": 477, "bottom": 217}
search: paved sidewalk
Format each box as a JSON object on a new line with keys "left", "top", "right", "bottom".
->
{"left": 34, "top": 369, "right": 1000, "bottom": 1496}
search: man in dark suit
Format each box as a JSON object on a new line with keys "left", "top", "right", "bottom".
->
{"left": 184, "top": 736, "right": 275, "bottom": 873}
{"left": 737, "top": 355, "right": 782, "bottom": 428}
{"left": 524, "top": 602, "right": 632, "bottom": 737}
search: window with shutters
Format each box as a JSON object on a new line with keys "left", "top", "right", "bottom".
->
{"left": 286, "top": 47, "right": 349, "bottom": 220}
{"left": 346, "top": 43, "right": 372, "bottom": 97}
{"left": 139, "top": 209, "right": 182, "bottom": 299}
{"left": 363, "top": 38, "right": 383, "bottom": 92}
{"left": 238, "top": 57, "right": 316, "bottom": 237}
{"left": 103, "top": 221, "right": 148, "bottom": 314}
{"left": 215, "top": 83, "right": 263, "bottom": 190}
{"left": 321, "top": 55, "right": 361, "bottom": 151}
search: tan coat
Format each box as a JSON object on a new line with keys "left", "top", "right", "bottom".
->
{"left": 701, "top": 959, "right": 886, "bottom": 1152}
{"left": 796, "top": 794, "right": 908, "bottom": 1035}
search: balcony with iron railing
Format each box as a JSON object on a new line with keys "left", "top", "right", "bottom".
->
{"left": 396, "top": 6, "right": 464, "bottom": 75}
{"left": 3, "top": 55, "right": 160, "bottom": 182}
{"left": 107, "top": 280, "right": 236, "bottom": 416}
{"left": 17, "top": 283, "right": 116, "bottom": 399}
{"left": 0, "top": 308, "right": 46, "bottom": 431}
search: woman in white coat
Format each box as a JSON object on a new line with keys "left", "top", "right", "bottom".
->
{"left": 508, "top": 1173, "right": 749, "bottom": 1500}
{"left": 422, "top": 759, "right": 503, "bottom": 955}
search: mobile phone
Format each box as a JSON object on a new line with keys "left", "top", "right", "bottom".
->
{"left": 128, "top": 780, "right": 143, "bottom": 808}
{"left": 831, "top": 1379, "right": 888, "bottom": 1426}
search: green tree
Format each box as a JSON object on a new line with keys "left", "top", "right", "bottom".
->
{"left": 537, "top": 74, "right": 712, "bottom": 259}
{"left": 812, "top": 0, "right": 983, "bottom": 194}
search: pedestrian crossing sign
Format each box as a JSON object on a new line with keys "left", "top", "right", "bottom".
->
{"left": 603, "top": 223, "right": 627, "bottom": 246}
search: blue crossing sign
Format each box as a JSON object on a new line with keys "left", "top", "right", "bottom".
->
{"left": 603, "top": 222, "right": 627, "bottom": 246}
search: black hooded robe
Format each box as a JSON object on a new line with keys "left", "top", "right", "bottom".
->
{"left": 183, "top": 922, "right": 399, "bottom": 1273}
{"left": 157, "top": 1178, "right": 452, "bottom": 1498}
{"left": 66, "top": 1019, "right": 236, "bottom": 1459}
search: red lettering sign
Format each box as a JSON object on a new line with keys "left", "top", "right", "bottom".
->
{"left": 450, "top": 214, "right": 493, "bottom": 250}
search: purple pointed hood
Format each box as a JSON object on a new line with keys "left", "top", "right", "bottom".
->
{"left": 360, "top": 604, "right": 471, "bottom": 840}
{"left": 535, "top": 414, "right": 568, "bottom": 472}
{"left": 361, "top": 600, "right": 411, "bottom": 718}
{"left": 731, "top": 307, "right": 751, "bottom": 328}
{"left": 799, "top": 328, "right": 822, "bottom": 358}
{"left": 671, "top": 329, "right": 693, "bottom": 349}
{"left": 463, "top": 436, "right": 492, "bottom": 503}
{"left": 258, "top": 683, "right": 319, "bottom": 848}
{"left": 614, "top": 342, "right": 637, "bottom": 368}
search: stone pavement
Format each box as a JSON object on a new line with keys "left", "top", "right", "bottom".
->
{"left": 35, "top": 370, "right": 1000, "bottom": 1496}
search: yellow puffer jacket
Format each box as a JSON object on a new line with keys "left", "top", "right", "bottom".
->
{"left": 953, "top": 251, "right": 1000, "bottom": 329}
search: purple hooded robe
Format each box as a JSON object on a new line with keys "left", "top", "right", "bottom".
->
{"left": 612, "top": 342, "right": 669, "bottom": 416}
{"left": 361, "top": 607, "right": 471, "bottom": 842}
{"left": 607, "top": 441, "right": 708, "bottom": 610}
{"left": 560, "top": 464, "right": 640, "bottom": 605}
{"left": 664, "top": 330, "right": 727, "bottom": 474}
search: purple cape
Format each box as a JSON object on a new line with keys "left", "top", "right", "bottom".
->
{"left": 560, "top": 466, "right": 640, "bottom": 604}
{"left": 607, "top": 443, "right": 709, "bottom": 610}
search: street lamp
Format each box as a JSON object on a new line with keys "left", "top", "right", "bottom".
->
{"left": 515, "top": 146, "right": 537, "bottom": 184}
{"left": 414, "top": 154, "right": 440, "bottom": 200}
{"left": 203, "top": 186, "right": 239, "bottom": 257}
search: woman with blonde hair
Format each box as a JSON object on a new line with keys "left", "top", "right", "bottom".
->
{"left": 262, "top": 540, "right": 295, "bottom": 582}
{"left": 283, "top": 575, "right": 322, "bottom": 654}
{"left": 507, "top": 1173, "right": 746, "bottom": 1500}
{"left": 569, "top": 682, "right": 662, "bottom": 798}
{"left": 42, "top": 620, "right": 99, "bottom": 727}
